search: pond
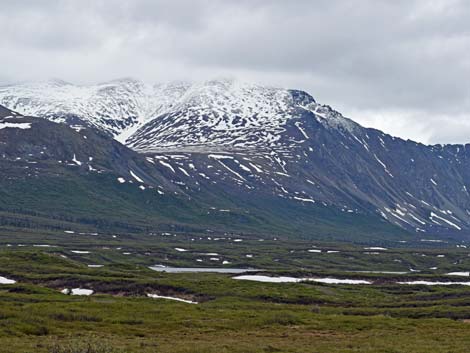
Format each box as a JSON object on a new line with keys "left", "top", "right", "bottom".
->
{"left": 149, "top": 266, "right": 260, "bottom": 274}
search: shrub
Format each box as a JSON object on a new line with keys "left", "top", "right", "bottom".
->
{"left": 48, "top": 337, "right": 121, "bottom": 353}
{"left": 263, "top": 312, "right": 303, "bottom": 326}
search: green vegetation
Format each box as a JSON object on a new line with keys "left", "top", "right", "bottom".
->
{"left": 0, "top": 167, "right": 407, "bottom": 243}
{"left": 0, "top": 232, "right": 469, "bottom": 352}
{"left": 48, "top": 337, "right": 121, "bottom": 353}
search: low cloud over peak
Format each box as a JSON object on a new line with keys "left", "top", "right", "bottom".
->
{"left": 2, "top": 0, "right": 469, "bottom": 144}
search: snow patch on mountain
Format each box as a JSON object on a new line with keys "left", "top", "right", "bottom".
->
{"left": 0, "top": 78, "right": 357, "bottom": 153}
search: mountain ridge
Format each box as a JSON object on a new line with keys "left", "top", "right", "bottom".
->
{"left": 1, "top": 79, "right": 470, "bottom": 239}
{"left": 0, "top": 78, "right": 360, "bottom": 152}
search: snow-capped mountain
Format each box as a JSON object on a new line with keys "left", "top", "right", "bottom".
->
{"left": 0, "top": 78, "right": 191, "bottom": 142}
{"left": 0, "top": 78, "right": 356, "bottom": 152}
{"left": 2, "top": 78, "right": 470, "bottom": 239}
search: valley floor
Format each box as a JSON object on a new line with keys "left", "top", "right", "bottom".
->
{"left": 0, "top": 230, "right": 470, "bottom": 352}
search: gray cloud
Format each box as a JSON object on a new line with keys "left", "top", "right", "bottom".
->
{"left": 1, "top": 0, "right": 469, "bottom": 144}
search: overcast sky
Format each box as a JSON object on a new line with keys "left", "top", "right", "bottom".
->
{"left": 1, "top": 0, "right": 469, "bottom": 144}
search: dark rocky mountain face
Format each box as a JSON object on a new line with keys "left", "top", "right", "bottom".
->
{"left": 0, "top": 105, "right": 394, "bottom": 240}
{"left": 1, "top": 79, "right": 469, "bottom": 240}
{"left": 0, "top": 105, "right": 20, "bottom": 118}
{"left": 0, "top": 108, "right": 194, "bottom": 232}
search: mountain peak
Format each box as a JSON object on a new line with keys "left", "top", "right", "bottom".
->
{"left": 2, "top": 80, "right": 470, "bottom": 237}
{"left": 0, "top": 78, "right": 354, "bottom": 151}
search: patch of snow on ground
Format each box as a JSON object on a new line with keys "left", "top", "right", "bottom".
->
{"left": 398, "top": 281, "right": 470, "bottom": 286}
{"left": 446, "top": 272, "right": 470, "bottom": 276}
{"left": 129, "top": 170, "right": 144, "bottom": 183}
{"left": 159, "top": 160, "right": 176, "bottom": 173}
{"left": 72, "top": 154, "right": 82, "bottom": 166}
{"left": 62, "top": 288, "right": 94, "bottom": 296}
{"left": 430, "top": 212, "right": 462, "bottom": 230}
{"left": 0, "top": 122, "right": 31, "bottom": 130}
{"left": 147, "top": 294, "right": 197, "bottom": 304}
{"left": 311, "top": 278, "right": 371, "bottom": 285}
{"left": 0, "top": 276, "right": 16, "bottom": 284}
{"left": 233, "top": 275, "right": 371, "bottom": 285}
{"left": 293, "top": 196, "right": 315, "bottom": 203}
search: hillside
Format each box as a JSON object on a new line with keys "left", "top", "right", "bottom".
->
{"left": 1, "top": 79, "right": 469, "bottom": 240}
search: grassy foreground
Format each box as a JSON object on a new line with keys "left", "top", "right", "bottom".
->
{"left": 0, "top": 245, "right": 470, "bottom": 353}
